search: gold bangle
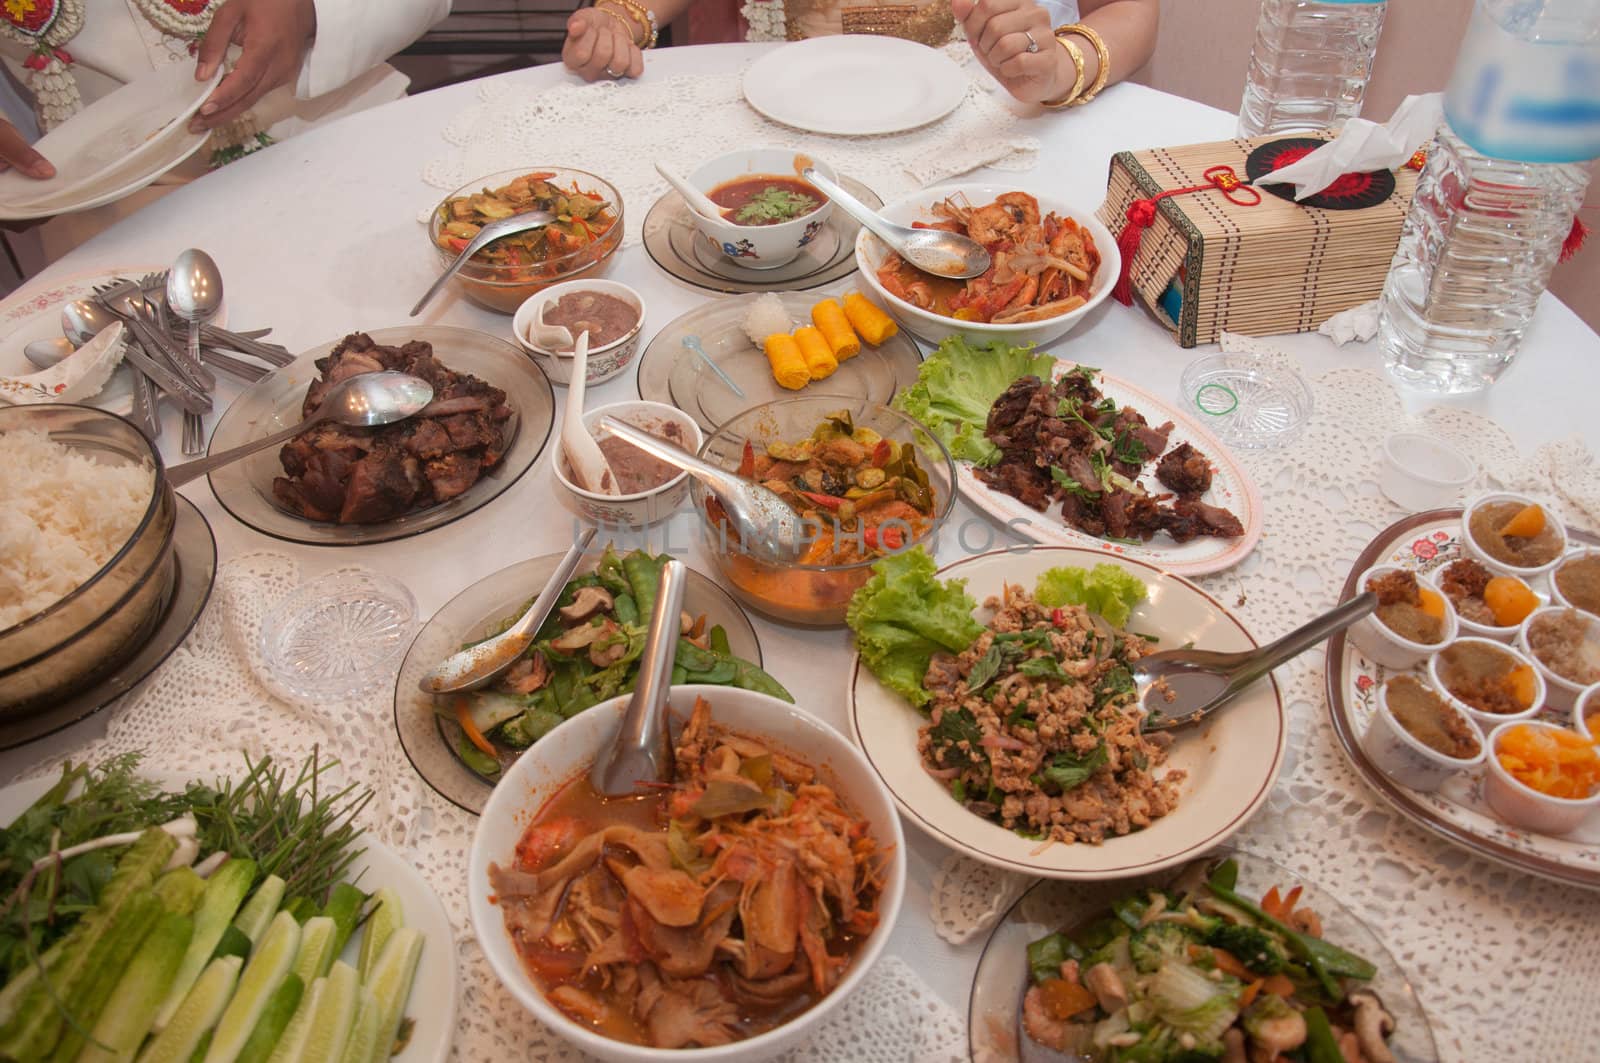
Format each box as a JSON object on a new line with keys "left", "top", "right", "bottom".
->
{"left": 1062, "top": 22, "right": 1110, "bottom": 106}
{"left": 1040, "top": 33, "right": 1084, "bottom": 109}
{"left": 594, "top": 4, "right": 640, "bottom": 45}
{"left": 597, "top": 0, "right": 656, "bottom": 48}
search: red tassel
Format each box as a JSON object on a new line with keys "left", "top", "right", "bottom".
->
{"left": 1112, "top": 199, "right": 1157, "bottom": 306}
{"left": 1560, "top": 217, "right": 1589, "bottom": 263}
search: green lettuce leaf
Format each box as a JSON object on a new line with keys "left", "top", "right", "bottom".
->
{"left": 845, "top": 548, "right": 984, "bottom": 708}
{"left": 893, "top": 335, "right": 1056, "bottom": 466}
{"left": 1034, "top": 563, "right": 1148, "bottom": 627}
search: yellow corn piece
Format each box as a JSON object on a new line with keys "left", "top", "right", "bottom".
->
{"left": 810, "top": 298, "right": 861, "bottom": 361}
{"left": 794, "top": 326, "right": 838, "bottom": 381}
{"left": 764, "top": 333, "right": 810, "bottom": 390}
{"left": 843, "top": 291, "right": 899, "bottom": 346}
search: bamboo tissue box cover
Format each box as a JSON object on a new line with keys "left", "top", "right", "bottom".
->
{"left": 1097, "top": 135, "right": 1419, "bottom": 348}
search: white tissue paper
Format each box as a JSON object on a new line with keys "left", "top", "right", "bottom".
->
{"left": 1253, "top": 94, "right": 1444, "bottom": 201}
{"left": 0, "top": 321, "right": 126, "bottom": 405}
{"left": 1318, "top": 300, "right": 1382, "bottom": 346}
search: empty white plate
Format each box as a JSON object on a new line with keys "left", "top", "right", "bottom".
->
{"left": 743, "top": 36, "right": 969, "bottom": 136}
{"left": 0, "top": 61, "right": 221, "bottom": 218}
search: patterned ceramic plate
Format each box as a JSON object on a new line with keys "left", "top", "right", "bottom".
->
{"left": 954, "top": 363, "right": 1264, "bottom": 576}
{"left": 849, "top": 546, "right": 1285, "bottom": 880}
{"left": 968, "top": 849, "right": 1439, "bottom": 1062}
{"left": 640, "top": 175, "right": 880, "bottom": 294}
{"left": 1326, "top": 509, "right": 1600, "bottom": 889}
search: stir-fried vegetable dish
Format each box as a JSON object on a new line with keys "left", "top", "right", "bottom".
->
{"left": 1021, "top": 858, "right": 1395, "bottom": 1063}
{"left": 876, "top": 191, "right": 1100, "bottom": 324}
{"left": 444, "top": 549, "right": 790, "bottom": 780}
{"left": 709, "top": 411, "right": 936, "bottom": 567}
{"left": 433, "top": 171, "right": 618, "bottom": 280}
{"left": 488, "top": 696, "right": 888, "bottom": 1048}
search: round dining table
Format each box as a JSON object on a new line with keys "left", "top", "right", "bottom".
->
{"left": 4, "top": 40, "right": 1599, "bottom": 1062}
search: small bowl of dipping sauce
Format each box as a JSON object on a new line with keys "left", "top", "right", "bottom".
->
{"left": 553, "top": 400, "right": 701, "bottom": 527}
{"left": 1484, "top": 719, "right": 1600, "bottom": 835}
{"left": 1518, "top": 605, "right": 1600, "bottom": 714}
{"left": 1428, "top": 636, "right": 1545, "bottom": 729}
{"left": 1437, "top": 557, "right": 1538, "bottom": 643}
{"left": 513, "top": 279, "right": 645, "bottom": 386}
{"left": 1379, "top": 432, "right": 1474, "bottom": 512}
{"left": 1551, "top": 547, "right": 1600, "bottom": 618}
{"left": 1362, "top": 674, "right": 1486, "bottom": 792}
{"left": 1574, "top": 681, "right": 1600, "bottom": 741}
{"left": 1347, "top": 565, "right": 1457, "bottom": 670}
{"left": 1460, "top": 491, "right": 1568, "bottom": 579}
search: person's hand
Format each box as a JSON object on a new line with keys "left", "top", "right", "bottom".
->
{"left": 561, "top": 7, "right": 644, "bottom": 83}
{"left": 0, "top": 120, "right": 54, "bottom": 180}
{"left": 952, "top": 0, "right": 1070, "bottom": 105}
{"left": 190, "top": 0, "right": 317, "bottom": 132}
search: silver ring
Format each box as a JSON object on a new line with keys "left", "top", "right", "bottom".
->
{"left": 604, "top": 65, "right": 622, "bottom": 78}
{"left": 1023, "top": 30, "right": 1040, "bottom": 53}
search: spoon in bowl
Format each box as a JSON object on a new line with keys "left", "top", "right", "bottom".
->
{"left": 560, "top": 331, "right": 620, "bottom": 494}
{"left": 165, "top": 371, "right": 434, "bottom": 488}
{"left": 597, "top": 416, "right": 806, "bottom": 562}
{"left": 420, "top": 526, "right": 599, "bottom": 695}
{"left": 800, "top": 166, "right": 991, "bottom": 280}
{"left": 591, "top": 557, "right": 686, "bottom": 794}
{"left": 1136, "top": 592, "right": 1377, "bottom": 731}
{"left": 654, "top": 162, "right": 725, "bottom": 223}
{"left": 411, "top": 209, "right": 557, "bottom": 317}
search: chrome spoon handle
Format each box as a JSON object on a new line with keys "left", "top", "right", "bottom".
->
{"left": 592, "top": 558, "right": 686, "bottom": 795}
{"left": 507, "top": 528, "right": 598, "bottom": 642}
{"left": 167, "top": 411, "right": 332, "bottom": 487}
{"left": 598, "top": 416, "right": 746, "bottom": 496}
{"left": 1237, "top": 592, "right": 1377, "bottom": 687}
{"left": 128, "top": 370, "right": 160, "bottom": 441}
{"left": 800, "top": 166, "right": 908, "bottom": 252}
{"left": 410, "top": 209, "right": 556, "bottom": 317}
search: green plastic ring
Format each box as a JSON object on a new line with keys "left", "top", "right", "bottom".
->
{"left": 1195, "top": 383, "right": 1238, "bottom": 417}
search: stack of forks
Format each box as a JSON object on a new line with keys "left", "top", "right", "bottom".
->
{"left": 91, "top": 272, "right": 294, "bottom": 454}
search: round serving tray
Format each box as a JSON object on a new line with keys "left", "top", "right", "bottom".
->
{"left": 1325, "top": 508, "right": 1600, "bottom": 889}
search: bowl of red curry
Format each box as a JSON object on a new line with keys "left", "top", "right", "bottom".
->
{"left": 685, "top": 147, "right": 835, "bottom": 270}
{"left": 468, "top": 685, "right": 906, "bottom": 1061}
{"left": 514, "top": 279, "right": 646, "bottom": 385}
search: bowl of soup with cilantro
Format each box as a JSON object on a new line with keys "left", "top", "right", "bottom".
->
{"left": 687, "top": 148, "right": 837, "bottom": 270}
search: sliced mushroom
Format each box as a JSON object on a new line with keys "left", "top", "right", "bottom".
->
{"left": 551, "top": 618, "right": 618, "bottom": 654}
{"left": 1348, "top": 989, "right": 1397, "bottom": 1063}
{"left": 1082, "top": 962, "right": 1127, "bottom": 1013}
{"left": 559, "top": 586, "right": 614, "bottom": 625}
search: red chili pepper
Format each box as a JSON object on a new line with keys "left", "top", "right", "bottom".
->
{"left": 871, "top": 439, "right": 893, "bottom": 467}
{"left": 799, "top": 490, "right": 846, "bottom": 511}
{"left": 864, "top": 525, "right": 905, "bottom": 551}
{"left": 1051, "top": 608, "right": 1070, "bottom": 630}
{"left": 738, "top": 440, "right": 756, "bottom": 478}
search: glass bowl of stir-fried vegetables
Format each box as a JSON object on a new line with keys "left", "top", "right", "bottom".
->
{"left": 693, "top": 396, "right": 956, "bottom": 626}
{"left": 428, "top": 167, "right": 624, "bottom": 313}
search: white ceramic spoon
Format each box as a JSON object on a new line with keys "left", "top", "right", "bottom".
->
{"left": 653, "top": 161, "right": 724, "bottom": 222}
{"left": 523, "top": 302, "right": 573, "bottom": 350}
{"left": 560, "top": 330, "right": 619, "bottom": 495}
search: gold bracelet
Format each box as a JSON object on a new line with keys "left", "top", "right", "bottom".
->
{"left": 594, "top": 4, "right": 641, "bottom": 46}
{"left": 1040, "top": 33, "right": 1085, "bottom": 109}
{"left": 1062, "top": 22, "right": 1110, "bottom": 106}
{"left": 597, "top": 0, "right": 657, "bottom": 48}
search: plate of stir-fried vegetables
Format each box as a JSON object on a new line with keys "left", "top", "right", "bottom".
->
{"left": 970, "top": 852, "right": 1438, "bottom": 1063}
{"left": 431, "top": 168, "right": 620, "bottom": 281}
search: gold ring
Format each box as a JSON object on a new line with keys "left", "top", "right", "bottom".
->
{"left": 1023, "top": 30, "right": 1040, "bottom": 53}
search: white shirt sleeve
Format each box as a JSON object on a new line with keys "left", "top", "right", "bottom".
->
{"left": 1034, "top": 0, "right": 1081, "bottom": 27}
{"left": 296, "top": 0, "right": 452, "bottom": 100}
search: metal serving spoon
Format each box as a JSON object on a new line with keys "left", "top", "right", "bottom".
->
{"left": 597, "top": 416, "right": 806, "bottom": 562}
{"left": 1137, "top": 592, "right": 1377, "bottom": 731}
{"left": 164, "top": 371, "right": 433, "bottom": 488}
{"left": 410, "top": 209, "right": 557, "bottom": 317}
{"left": 591, "top": 557, "right": 687, "bottom": 795}
{"left": 24, "top": 337, "right": 73, "bottom": 369}
{"left": 800, "top": 166, "right": 991, "bottom": 280}
{"left": 166, "top": 249, "right": 224, "bottom": 379}
{"left": 420, "top": 526, "right": 599, "bottom": 695}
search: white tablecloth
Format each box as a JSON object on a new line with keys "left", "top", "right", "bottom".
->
{"left": 5, "top": 41, "right": 1600, "bottom": 1062}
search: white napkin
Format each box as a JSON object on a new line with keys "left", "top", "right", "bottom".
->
{"left": 1318, "top": 300, "right": 1382, "bottom": 346}
{"left": 1253, "top": 94, "right": 1444, "bottom": 201}
{"left": 0, "top": 321, "right": 125, "bottom": 404}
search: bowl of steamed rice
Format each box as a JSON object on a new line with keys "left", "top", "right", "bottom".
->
{"left": 0, "top": 405, "right": 176, "bottom": 714}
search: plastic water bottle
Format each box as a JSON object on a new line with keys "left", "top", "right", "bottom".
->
{"left": 1379, "top": 0, "right": 1599, "bottom": 395}
{"left": 1237, "top": 0, "right": 1388, "bottom": 137}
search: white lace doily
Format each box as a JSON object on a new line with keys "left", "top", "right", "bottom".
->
{"left": 931, "top": 363, "right": 1600, "bottom": 1062}
{"left": 25, "top": 551, "right": 966, "bottom": 1061}
{"left": 419, "top": 44, "right": 1040, "bottom": 244}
